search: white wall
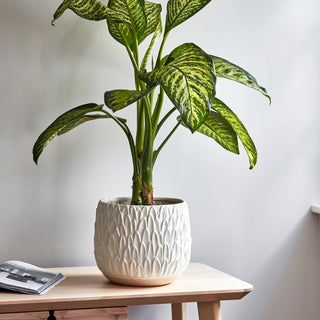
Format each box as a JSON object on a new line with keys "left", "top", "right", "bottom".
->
{"left": 1, "top": 0, "right": 320, "bottom": 319}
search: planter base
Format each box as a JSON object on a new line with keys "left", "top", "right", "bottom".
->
{"left": 106, "top": 274, "right": 179, "bottom": 287}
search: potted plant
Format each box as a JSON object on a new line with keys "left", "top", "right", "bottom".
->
{"left": 33, "top": 0, "right": 270, "bottom": 286}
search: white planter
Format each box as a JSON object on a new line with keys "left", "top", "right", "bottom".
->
{"left": 94, "top": 197, "right": 191, "bottom": 286}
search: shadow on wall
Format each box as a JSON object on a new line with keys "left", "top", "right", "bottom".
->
{"left": 254, "top": 210, "right": 320, "bottom": 320}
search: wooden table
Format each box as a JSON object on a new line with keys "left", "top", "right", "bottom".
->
{"left": 0, "top": 263, "right": 252, "bottom": 320}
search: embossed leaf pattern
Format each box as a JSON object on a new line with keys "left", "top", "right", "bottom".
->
{"left": 94, "top": 200, "right": 191, "bottom": 278}
{"left": 212, "top": 98, "right": 257, "bottom": 169}
{"left": 52, "top": 0, "right": 109, "bottom": 25}
{"left": 211, "top": 55, "right": 271, "bottom": 103}
{"left": 165, "top": 0, "right": 212, "bottom": 34}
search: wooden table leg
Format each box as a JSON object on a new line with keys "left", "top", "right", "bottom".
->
{"left": 172, "top": 303, "right": 189, "bottom": 320}
{"left": 197, "top": 301, "right": 221, "bottom": 320}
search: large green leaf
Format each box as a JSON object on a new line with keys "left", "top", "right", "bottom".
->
{"left": 139, "top": 1, "right": 162, "bottom": 44}
{"left": 212, "top": 98, "right": 257, "bottom": 169}
{"left": 190, "top": 111, "right": 239, "bottom": 154}
{"left": 140, "top": 43, "right": 216, "bottom": 132}
{"left": 107, "top": 0, "right": 147, "bottom": 46}
{"left": 165, "top": 0, "right": 211, "bottom": 35}
{"left": 104, "top": 88, "right": 155, "bottom": 112}
{"left": 106, "top": 16, "right": 133, "bottom": 46}
{"left": 33, "top": 103, "right": 103, "bottom": 164}
{"left": 52, "top": 0, "right": 109, "bottom": 25}
{"left": 211, "top": 55, "right": 271, "bottom": 103}
{"left": 57, "top": 114, "right": 110, "bottom": 135}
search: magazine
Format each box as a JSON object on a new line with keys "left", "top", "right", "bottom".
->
{"left": 0, "top": 260, "right": 66, "bottom": 294}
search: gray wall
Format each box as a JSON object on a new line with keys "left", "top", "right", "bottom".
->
{"left": 1, "top": 0, "right": 320, "bottom": 319}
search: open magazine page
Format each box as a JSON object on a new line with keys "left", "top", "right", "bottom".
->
{"left": 0, "top": 260, "right": 66, "bottom": 294}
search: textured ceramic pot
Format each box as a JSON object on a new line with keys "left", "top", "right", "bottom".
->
{"left": 94, "top": 197, "right": 191, "bottom": 286}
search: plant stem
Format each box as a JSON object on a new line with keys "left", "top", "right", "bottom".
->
{"left": 156, "top": 32, "right": 169, "bottom": 67}
{"left": 128, "top": 28, "right": 153, "bottom": 204}
{"left": 154, "top": 107, "right": 176, "bottom": 138}
{"left": 151, "top": 88, "right": 164, "bottom": 138}
{"left": 118, "top": 27, "right": 140, "bottom": 73}
{"left": 101, "top": 110, "right": 138, "bottom": 171}
{"left": 153, "top": 120, "right": 181, "bottom": 167}
{"left": 136, "top": 101, "right": 145, "bottom": 156}
{"left": 118, "top": 23, "right": 169, "bottom": 204}
{"left": 101, "top": 110, "right": 142, "bottom": 204}
{"left": 141, "top": 99, "right": 154, "bottom": 204}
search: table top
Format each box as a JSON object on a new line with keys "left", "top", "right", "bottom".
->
{"left": 0, "top": 263, "right": 253, "bottom": 313}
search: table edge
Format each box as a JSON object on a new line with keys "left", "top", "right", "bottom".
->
{"left": 0, "top": 263, "right": 253, "bottom": 314}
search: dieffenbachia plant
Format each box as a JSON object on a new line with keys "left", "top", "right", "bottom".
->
{"left": 33, "top": 0, "right": 271, "bottom": 205}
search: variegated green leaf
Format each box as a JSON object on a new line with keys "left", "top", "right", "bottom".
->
{"left": 211, "top": 55, "right": 271, "bottom": 103}
{"left": 165, "top": 0, "right": 211, "bottom": 35}
{"left": 212, "top": 98, "right": 257, "bottom": 169}
{"left": 107, "top": 0, "right": 147, "bottom": 46}
{"left": 57, "top": 114, "right": 110, "bottom": 135}
{"left": 106, "top": 17, "right": 133, "bottom": 46}
{"left": 52, "top": 0, "right": 109, "bottom": 25}
{"left": 141, "top": 19, "right": 162, "bottom": 70}
{"left": 106, "top": 8, "right": 131, "bottom": 25}
{"left": 33, "top": 103, "right": 103, "bottom": 164}
{"left": 141, "top": 43, "right": 216, "bottom": 132}
{"left": 104, "top": 88, "right": 155, "bottom": 112}
{"left": 139, "top": 2, "right": 162, "bottom": 44}
{"left": 189, "top": 111, "right": 239, "bottom": 153}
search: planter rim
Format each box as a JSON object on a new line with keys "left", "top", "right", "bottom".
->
{"left": 99, "top": 197, "right": 185, "bottom": 207}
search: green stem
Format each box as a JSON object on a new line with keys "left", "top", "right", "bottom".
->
{"left": 101, "top": 109, "right": 142, "bottom": 203}
{"left": 151, "top": 88, "right": 164, "bottom": 138}
{"left": 153, "top": 120, "right": 181, "bottom": 167}
{"left": 141, "top": 98, "right": 154, "bottom": 204}
{"left": 154, "top": 107, "right": 176, "bottom": 138}
{"left": 131, "top": 29, "right": 139, "bottom": 64}
{"left": 118, "top": 27, "right": 140, "bottom": 73}
{"left": 125, "top": 29, "right": 146, "bottom": 159}
{"left": 136, "top": 101, "right": 145, "bottom": 156}
{"left": 156, "top": 32, "right": 169, "bottom": 67}
{"left": 101, "top": 110, "right": 139, "bottom": 173}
